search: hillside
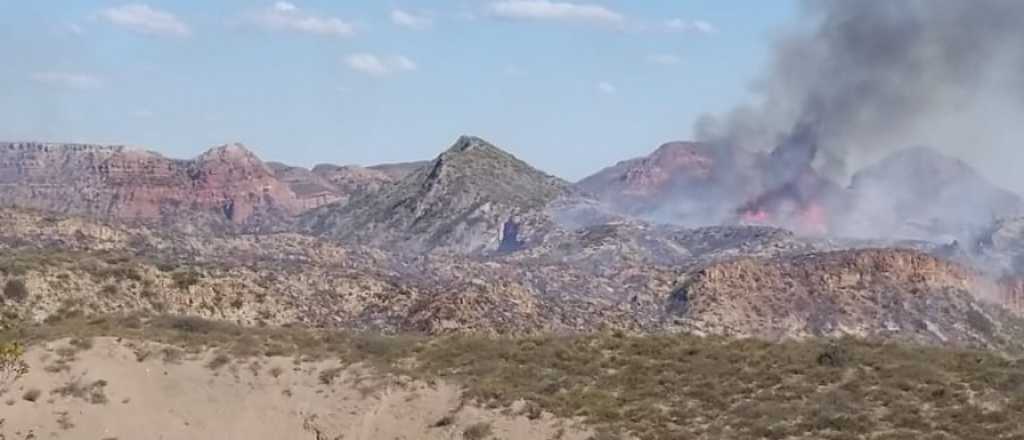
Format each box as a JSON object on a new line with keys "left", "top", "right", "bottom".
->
{"left": 301, "top": 136, "right": 574, "bottom": 254}
{"left": 576, "top": 141, "right": 761, "bottom": 226}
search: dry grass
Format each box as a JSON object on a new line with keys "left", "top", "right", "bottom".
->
{"left": 52, "top": 376, "right": 109, "bottom": 404}
{"left": 3, "top": 314, "right": 1024, "bottom": 439}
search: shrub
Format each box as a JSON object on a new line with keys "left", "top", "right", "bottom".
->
{"left": 22, "top": 388, "right": 41, "bottom": 402}
{"left": 817, "top": 341, "right": 851, "bottom": 368}
{"left": 432, "top": 415, "right": 455, "bottom": 428}
{"left": 318, "top": 367, "right": 344, "bottom": 385}
{"left": 0, "top": 342, "right": 29, "bottom": 393}
{"left": 463, "top": 422, "right": 493, "bottom": 440}
{"left": 171, "top": 270, "right": 202, "bottom": 291}
{"left": 51, "top": 378, "right": 108, "bottom": 404}
{"left": 3, "top": 279, "right": 29, "bottom": 303}
{"left": 206, "top": 353, "right": 232, "bottom": 370}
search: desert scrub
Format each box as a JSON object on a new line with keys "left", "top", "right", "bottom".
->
{"left": 52, "top": 377, "right": 109, "bottom": 404}
{"left": 206, "top": 353, "right": 232, "bottom": 370}
{"left": 5, "top": 315, "right": 1024, "bottom": 439}
{"left": 0, "top": 342, "right": 29, "bottom": 393}
{"left": 463, "top": 422, "right": 493, "bottom": 440}
{"left": 170, "top": 269, "right": 203, "bottom": 291}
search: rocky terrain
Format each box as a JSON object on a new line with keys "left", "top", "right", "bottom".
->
{"left": 1, "top": 207, "right": 1022, "bottom": 353}
{"left": 1, "top": 135, "right": 1023, "bottom": 345}
{"left": 300, "top": 136, "right": 576, "bottom": 254}
{"left": 4, "top": 135, "right": 1024, "bottom": 439}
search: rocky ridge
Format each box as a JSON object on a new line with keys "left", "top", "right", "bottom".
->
{"left": 1, "top": 208, "right": 1022, "bottom": 351}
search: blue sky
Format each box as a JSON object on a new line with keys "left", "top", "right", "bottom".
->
{"left": 1, "top": 1, "right": 797, "bottom": 180}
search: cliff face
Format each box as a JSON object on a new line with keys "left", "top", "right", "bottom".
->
{"left": 0, "top": 142, "right": 303, "bottom": 226}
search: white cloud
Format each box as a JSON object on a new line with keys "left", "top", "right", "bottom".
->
{"left": 249, "top": 2, "right": 355, "bottom": 37}
{"left": 487, "top": 1, "right": 623, "bottom": 25}
{"left": 99, "top": 4, "right": 190, "bottom": 37}
{"left": 391, "top": 9, "right": 432, "bottom": 30}
{"left": 664, "top": 18, "right": 717, "bottom": 34}
{"left": 597, "top": 81, "right": 616, "bottom": 94}
{"left": 30, "top": 72, "right": 103, "bottom": 90}
{"left": 647, "top": 53, "right": 681, "bottom": 65}
{"left": 345, "top": 53, "right": 417, "bottom": 77}
{"left": 273, "top": 2, "right": 297, "bottom": 12}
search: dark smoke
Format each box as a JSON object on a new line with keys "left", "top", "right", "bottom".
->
{"left": 698, "top": 0, "right": 1024, "bottom": 236}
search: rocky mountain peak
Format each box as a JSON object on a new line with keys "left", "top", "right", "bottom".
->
{"left": 300, "top": 136, "right": 572, "bottom": 253}
{"left": 446, "top": 135, "right": 494, "bottom": 153}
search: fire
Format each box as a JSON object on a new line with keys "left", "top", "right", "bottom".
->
{"left": 741, "top": 209, "right": 770, "bottom": 223}
{"left": 796, "top": 202, "right": 828, "bottom": 235}
{"left": 737, "top": 192, "right": 830, "bottom": 236}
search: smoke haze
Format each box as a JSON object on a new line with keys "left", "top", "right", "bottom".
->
{"left": 697, "top": 0, "right": 1024, "bottom": 189}
{"left": 682, "top": 0, "right": 1024, "bottom": 241}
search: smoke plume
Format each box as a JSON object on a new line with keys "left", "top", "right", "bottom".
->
{"left": 696, "top": 0, "right": 1024, "bottom": 237}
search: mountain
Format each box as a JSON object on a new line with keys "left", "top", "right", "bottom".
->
{"left": 839, "top": 146, "right": 1024, "bottom": 240}
{"left": 300, "top": 136, "right": 574, "bottom": 254}
{"left": 0, "top": 142, "right": 313, "bottom": 228}
{"left": 577, "top": 141, "right": 761, "bottom": 226}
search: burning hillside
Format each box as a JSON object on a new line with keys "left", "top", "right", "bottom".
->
{"left": 686, "top": 0, "right": 1024, "bottom": 241}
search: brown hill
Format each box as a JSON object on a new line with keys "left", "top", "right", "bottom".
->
{"left": 668, "top": 248, "right": 1024, "bottom": 350}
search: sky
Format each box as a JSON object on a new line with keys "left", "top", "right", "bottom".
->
{"left": 0, "top": 1, "right": 798, "bottom": 180}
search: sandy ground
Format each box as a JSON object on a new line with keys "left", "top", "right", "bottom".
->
{"left": 0, "top": 337, "right": 589, "bottom": 440}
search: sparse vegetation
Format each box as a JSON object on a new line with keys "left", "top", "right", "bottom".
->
{"left": 269, "top": 366, "right": 284, "bottom": 378}
{"left": 432, "top": 415, "right": 455, "bottom": 428}
{"left": 4, "top": 315, "right": 1024, "bottom": 439}
{"left": 318, "top": 366, "right": 343, "bottom": 385}
{"left": 171, "top": 269, "right": 203, "bottom": 291}
{"left": 206, "top": 353, "right": 232, "bottom": 370}
{"left": 463, "top": 422, "right": 493, "bottom": 440}
{"left": 52, "top": 376, "right": 108, "bottom": 404}
{"left": 0, "top": 342, "right": 29, "bottom": 393}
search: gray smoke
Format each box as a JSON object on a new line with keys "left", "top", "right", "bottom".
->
{"left": 695, "top": 0, "right": 1024, "bottom": 238}
{"left": 698, "top": 0, "right": 1024, "bottom": 179}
